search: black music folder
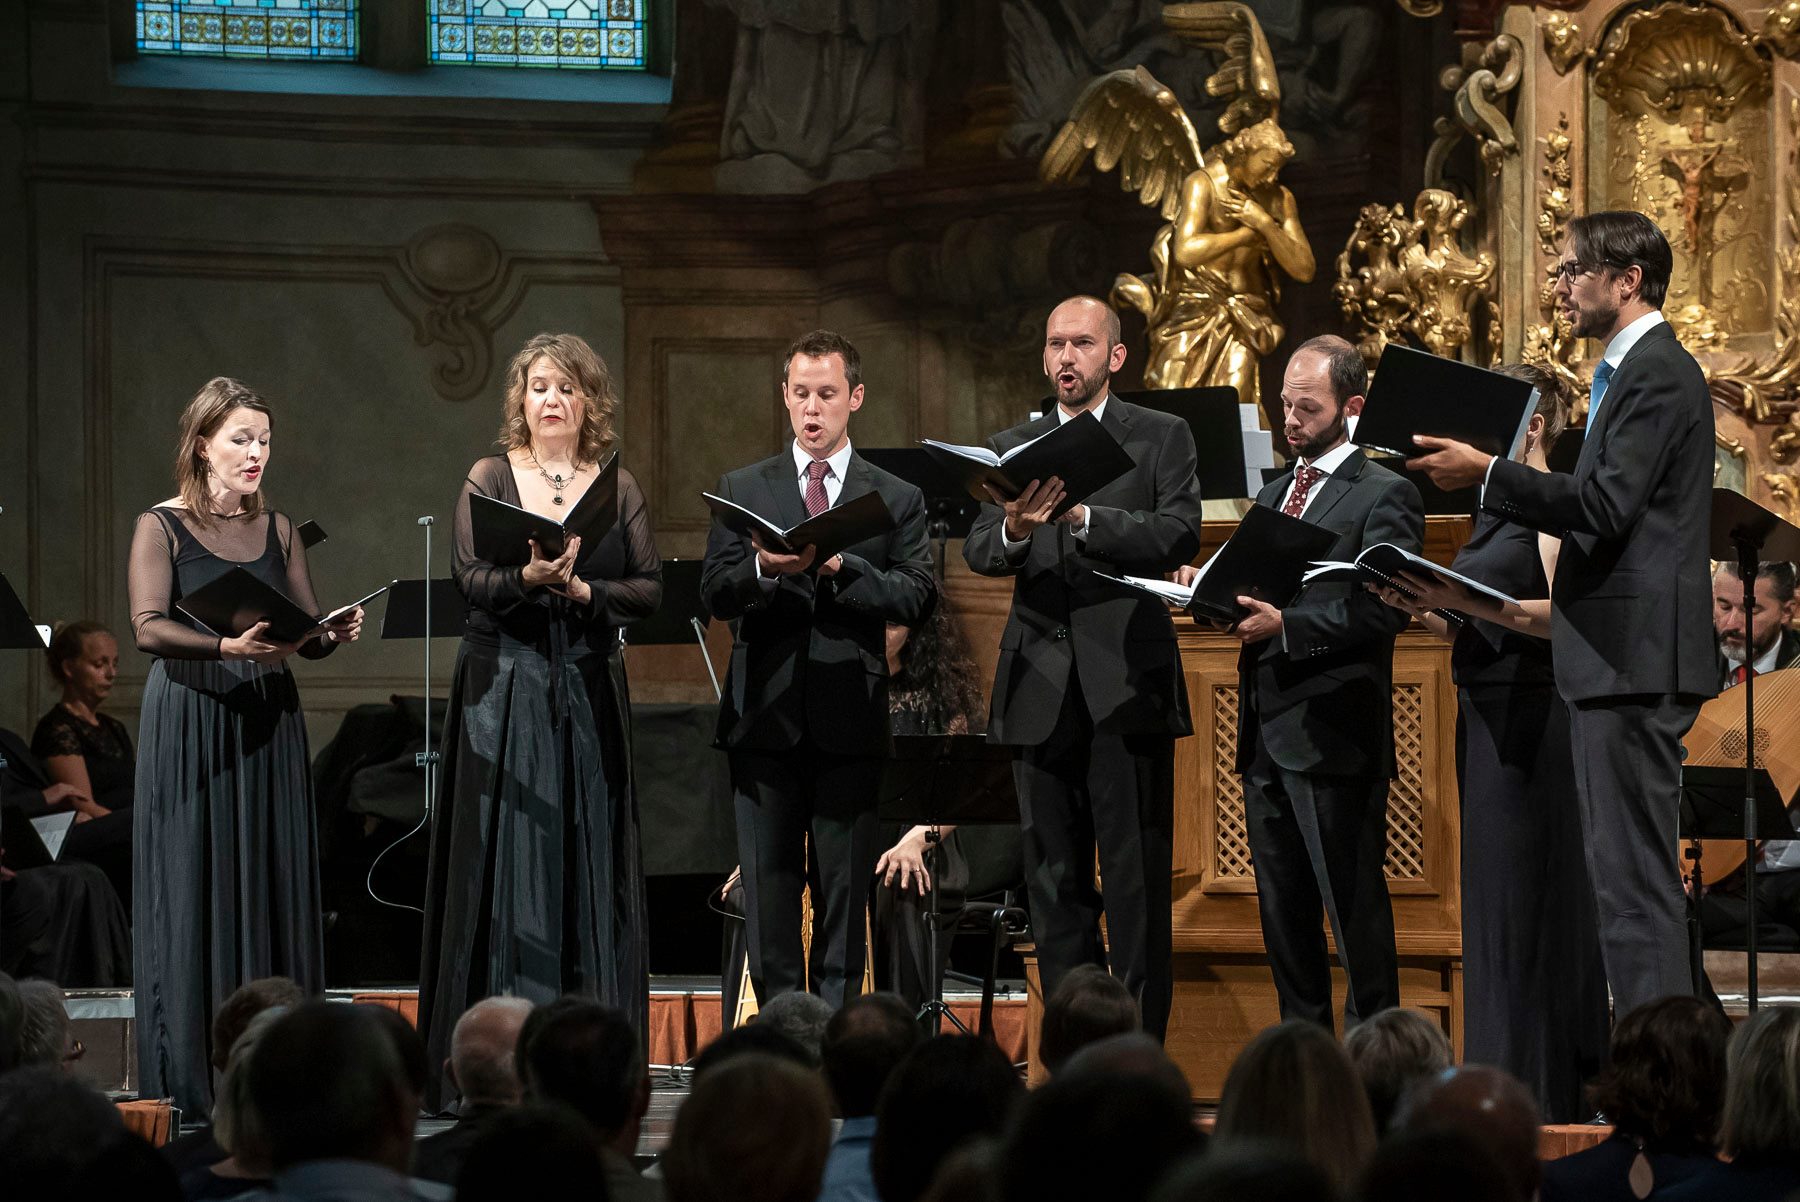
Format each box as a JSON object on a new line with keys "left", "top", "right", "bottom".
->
{"left": 921, "top": 409, "right": 1135, "bottom": 520}
{"left": 1098, "top": 503, "right": 1338, "bottom": 623}
{"left": 379, "top": 578, "right": 466, "bottom": 641}
{"left": 702, "top": 490, "right": 897, "bottom": 564}
{"left": 469, "top": 452, "right": 620, "bottom": 567}
{"left": 1301, "top": 543, "right": 1520, "bottom": 609}
{"left": 0, "top": 571, "right": 49, "bottom": 649}
{"left": 1353, "top": 344, "right": 1537, "bottom": 459}
{"left": 177, "top": 568, "right": 389, "bottom": 644}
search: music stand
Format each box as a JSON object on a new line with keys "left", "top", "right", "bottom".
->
{"left": 860, "top": 449, "right": 982, "bottom": 579}
{"left": 878, "top": 735, "right": 1020, "bottom": 1035}
{"left": 0, "top": 572, "right": 49, "bottom": 650}
{"left": 1708, "top": 488, "right": 1800, "bottom": 1010}
{"left": 627, "top": 559, "right": 719, "bottom": 701}
{"left": 1680, "top": 765, "right": 1792, "bottom": 993}
{"left": 1117, "top": 387, "right": 1252, "bottom": 500}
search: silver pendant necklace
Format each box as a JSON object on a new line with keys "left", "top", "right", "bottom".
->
{"left": 528, "top": 453, "right": 582, "bottom": 506}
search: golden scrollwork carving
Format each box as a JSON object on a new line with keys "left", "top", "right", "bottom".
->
{"left": 1543, "top": 14, "right": 1587, "bottom": 75}
{"left": 1334, "top": 189, "right": 1497, "bottom": 365}
{"left": 1592, "top": 3, "right": 1770, "bottom": 123}
{"left": 1522, "top": 113, "right": 1586, "bottom": 406}
{"left": 1425, "top": 35, "right": 1525, "bottom": 187}
{"left": 1391, "top": 0, "right": 1442, "bottom": 18}
{"left": 1040, "top": 3, "right": 1315, "bottom": 406}
{"left": 1759, "top": 0, "right": 1800, "bottom": 58}
{"left": 1711, "top": 97, "right": 1800, "bottom": 422}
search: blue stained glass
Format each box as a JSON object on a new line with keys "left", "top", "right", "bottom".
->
{"left": 429, "top": 0, "right": 645, "bottom": 69}
{"left": 136, "top": 1, "right": 359, "bottom": 60}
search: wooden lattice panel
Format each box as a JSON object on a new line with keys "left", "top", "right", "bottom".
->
{"left": 1210, "top": 683, "right": 1430, "bottom": 883}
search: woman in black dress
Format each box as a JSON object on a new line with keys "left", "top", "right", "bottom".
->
{"left": 128, "top": 377, "right": 364, "bottom": 1115}
{"left": 1373, "top": 362, "right": 1608, "bottom": 1122}
{"left": 418, "top": 332, "right": 661, "bottom": 1111}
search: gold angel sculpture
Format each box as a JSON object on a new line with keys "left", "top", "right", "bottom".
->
{"left": 1041, "top": 3, "right": 1315, "bottom": 408}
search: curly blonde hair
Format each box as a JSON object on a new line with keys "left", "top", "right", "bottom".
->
{"left": 174, "top": 377, "right": 274, "bottom": 528}
{"left": 497, "top": 333, "right": 618, "bottom": 465}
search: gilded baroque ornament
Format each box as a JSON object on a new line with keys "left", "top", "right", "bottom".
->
{"left": 1763, "top": 0, "right": 1800, "bottom": 57}
{"left": 1334, "top": 189, "right": 1497, "bottom": 365}
{"left": 1424, "top": 35, "right": 1523, "bottom": 188}
{"left": 1039, "top": 2, "right": 1316, "bottom": 407}
{"left": 1521, "top": 113, "right": 1585, "bottom": 407}
{"left": 1542, "top": 14, "right": 1586, "bottom": 75}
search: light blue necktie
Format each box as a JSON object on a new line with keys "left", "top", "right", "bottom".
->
{"left": 1588, "top": 360, "right": 1616, "bottom": 429}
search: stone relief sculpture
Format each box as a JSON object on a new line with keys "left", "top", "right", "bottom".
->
{"left": 706, "top": 0, "right": 918, "bottom": 192}
{"left": 1039, "top": 2, "right": 1316, "bottom": 407}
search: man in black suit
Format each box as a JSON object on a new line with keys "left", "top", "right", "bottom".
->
{"left": 1200, "top": 335, "right": 1423, "bottom": 1028}
{"left": 702, "top": 330, "right": 936, "bottom": 1008}
{"left": 965, "top": 295, "right": 1203, "bottom": 1039}
{"left": 1712, "top": 560, "right": 1800, "bottom": 692}
{"left": 1412, "top": 210, "right": 1715, "bottom": 1015}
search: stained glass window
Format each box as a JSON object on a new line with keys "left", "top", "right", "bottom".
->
{"left": 428, "top": 1, "right": 648, "bottom": 70}
{"left": 136, "top": 2, "right": 358, "bottom": 60}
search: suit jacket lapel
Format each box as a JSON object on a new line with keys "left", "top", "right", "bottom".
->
{"left": 839, "top": 453, "right": 876, "bottom": 504}
{"left": 761, "top": 448, "right": 809, "bottom": 531}
{"left": 1585, "top": 322, "right": 1673, "bottom": 451}
{"left": 1299, "top": 450, "right": 1364, "bottom": 526}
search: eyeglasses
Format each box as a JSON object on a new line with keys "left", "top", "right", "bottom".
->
{"left": 1552, "top": 260, "right": 1601, "bottom": 282}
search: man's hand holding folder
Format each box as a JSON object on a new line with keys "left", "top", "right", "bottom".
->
{"left": 1171, "top": 563, "right": 1285, "bottom": 643}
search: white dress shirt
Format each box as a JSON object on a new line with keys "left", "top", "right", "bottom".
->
{"left": 1278, "top": 438, "right": 1358, "bottom": 518}
{"left": 1000, "top": 397, "right": 1107, "bottom": 550}
{"left": 758, "top": 439, "right": 853, "bottom": 584}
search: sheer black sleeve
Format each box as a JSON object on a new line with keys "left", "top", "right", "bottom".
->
{"left": 580, "top": 469, "right": 662, "bottom": 626}
{"left": 128, "top": 510, "right": 224, "bottom": 659}
{"left": 277, "top": 513, "right": 338, "bottom": 661}
{"left": 30, "top": 709, "right": 84, "bottom": 759}
{"left": 453, "top": 457, "right": 530, "bottom": 616}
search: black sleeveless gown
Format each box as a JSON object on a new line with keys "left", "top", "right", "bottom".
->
{"left": 131, "top": 508, "right": 326, "bottom": 1116}
{"left": 1451, "top": 511, "right": 1609, "bottom": 1121}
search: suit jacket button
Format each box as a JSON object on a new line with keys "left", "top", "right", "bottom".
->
{"left": 992, "top": 557, "right": 1005, "bottom": 567}
{"left": 1053, "top": 627, "right": 1069, "bottom": 640}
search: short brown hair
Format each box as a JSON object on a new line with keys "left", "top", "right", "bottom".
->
{"left": 1344, "top": 1008, "right": 1454, "bottom": 1135}
{"left": 1589, "top": 996, "right": 1730, "bottom": 1150}
{"left": 173, "top": 378, "right": 274, "bottom": 529}
{"left": 1568, "top": 211, "right": 1673, "bottom": 307}
{"left": 782, "top": 330, "right": 862, "bottom": 390}
{"left": 497, "top": 333, "right": 619, "bottom": 466}
{"left": 45, "top": 621, "right": 114, "bottom": 684}
{"left": 1216, "top": 1020, "right": 1377, "bottom": 1194}
{"left": 1291, "top": 335, "right": 1367, "bottom": 407}
{"left": 1497, "top": 361, "right": 1574, "bottom": 447}
{"left": 211, "top": 976, "right": 304, "bottom": 1074}
{"left": 664, "top": 1053, "right": 832, "bottom": 1202}
{"left": 1039, "top": 965, "right": 1140, "bottom": 1075}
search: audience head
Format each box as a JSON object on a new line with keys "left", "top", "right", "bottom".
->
{"left": 1039, "top": 965, "right": 1141, "bottom": 1076}
{"left": 1713, "top": 560, "right": 1799, "bottom": 665}
{"left": 1589, "top": 995, "right": 1730, "bottom": 1151}
{"left": 15, "top": 980, "right": 72, "bottom": 1070}
{"left": 1397, "top": 1065, "right": 1541, "bottom": 1201}
{"left": 454, "top": 1105, "right": 610, "bottom": 1202}
{"left": 364, "top": 1002, "right": 429, "bottom": 1106}
{"left": 918, "top": 1137, "right": 1005, "bottom": 1202}
{"left": 1001, "top": 1034, "right": 1200, "bottom": 1202}
{"left": 45, "top": 621, "right": 119, "bottom": 709}
{"left": 245, "top": 1001, "right": 417, "bottom": 1173}
{"left": 513, "top": 994, "right": 587, "bottom": 1096}
{"left": 1215, "top": 1020, "right": 1375, "bottom": 1196}
{"left": 876, "top": 1035, "right": 1025, "bottom": 1202}
{"left": 664, "top": 1052, "right": 833, "bottom": 1202}
{"left": 691, "top": 1019, "right": 814, "bottom": 1079}
{"left": 1721, "top": 1001, "right": 1800, "bottom": 1159}
{"left": 213, "top": 1005, "right": 287, "bottom": 1171}
{"left": 1343, "top": 1008, "right": 1453, "bottom": 1135}
{"left": 522, "top": 1000, "right": 647, "bottom": 1149}
{"left": 1152, "top": 1145, "right": 1336, "bottom": 1202}
{"left": 0, "top": 972, "right": 22, "bottom": 1075}
{"left": 1357, "top": 1127, "right": 1515, "bottom": 1202}
{"left": 821, "top": 992, "right": 924, "bottom": 1118}
{"left": 210, "top": 975, "right": 304, "bottom": 1076}
{"left": 0, "top": 1064, "right": 170, "bottom": 1197}
{"left": 449, "top": 995, "right": 534, "bottom": 1108}
{"left": 756, "top": 991, "right": 834, "bottom": 1064}
{"left": 174, "top": 377, "right": 275, "bottom": 525}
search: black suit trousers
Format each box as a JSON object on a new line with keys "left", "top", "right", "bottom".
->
{"left": 1014, "top": 679, "right": 1174, "bottom": 1040}
{"left": 730, "top": 748, "right": 881, "bottom": 1008}
{"left": 1568, "top": 695, "right": 1702, "bottom": 1016}
{"left": 1242, "top": 735, "right": 1398, "bottom": 1026}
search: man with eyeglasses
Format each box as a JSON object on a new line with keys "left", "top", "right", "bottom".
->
{"left": 1408, "top": 210, "right": 1715, "bottom": 1018}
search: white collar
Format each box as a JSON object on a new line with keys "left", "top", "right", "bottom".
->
{"left": 1754, "top": 636, "right": 1784, "bottom": 677}
{"left": 1056, "top": 395, "right": 1108, "bottom": 425}
{"left": 1601, "top": 309, "right": 1666, "bottom": 370}
{"left": 792, "top": 438, "right": 854, "bottom": 483}
{"left": 1296, "top": 438, "right": 1359, "bottom": 479}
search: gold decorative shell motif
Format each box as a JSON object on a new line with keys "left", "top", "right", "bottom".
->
{"left": 1592, "top": 3, "right": 1770, "bottom": 122}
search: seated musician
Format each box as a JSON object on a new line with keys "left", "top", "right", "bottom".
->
{"left": 1699, "top": 560, "right": 1800, "bottom": 948}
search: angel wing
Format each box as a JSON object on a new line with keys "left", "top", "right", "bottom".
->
{"left": 1163, "top": 1, "right": 1282, "bottom": 136}
{"left": 1039, "top": 66, "right": 1204, "bottom": 222}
